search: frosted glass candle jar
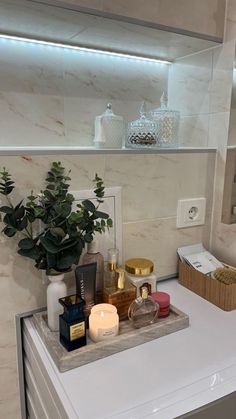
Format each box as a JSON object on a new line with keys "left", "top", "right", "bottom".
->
{"left": 125, "top": 258, "right": 157, "bottom": 297}
{"left": 89, "top": 303, "right": 119, "bottom": 343}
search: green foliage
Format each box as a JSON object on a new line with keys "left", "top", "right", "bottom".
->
{"left": 0, "top": 162, "right": 113, "bottom": 275}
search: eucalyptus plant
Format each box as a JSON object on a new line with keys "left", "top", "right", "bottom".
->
{"left": 0, "top": 162, "right": 112, "bottom": 275}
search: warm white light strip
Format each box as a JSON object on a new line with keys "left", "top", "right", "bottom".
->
{"left": 0, "top": 33, "right": 171, "bottom": 64}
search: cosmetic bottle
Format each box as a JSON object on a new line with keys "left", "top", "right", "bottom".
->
{"left": 75, "top": 263, "right": 96, "bottom": 323}
{"left": 125, "top": 258, "right": 157, "bottom": 296}
{"left": 104, "top": 248, "right": 119, "bottom": 289}
{"left": 81, "top": 241, "right": 104, "bottom": 304}
{"left": 128, "top": 286, "right": 159, "bottom": 328}
{"left": 103, "top": 267, "right": 136, "bottom": 321}
{"left": 59, "top": 294, "right": 87, "bottom": 351}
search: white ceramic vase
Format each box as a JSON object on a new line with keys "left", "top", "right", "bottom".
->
{"left": 47, "top": 273, "right": 67, "bottom": 332}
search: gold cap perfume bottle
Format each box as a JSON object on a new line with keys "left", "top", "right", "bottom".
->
{"left": 103, "top": 267, "right": 136, "bottom": 321}
{"left": 128, "top": 286, "right": 159, "bottom": 328}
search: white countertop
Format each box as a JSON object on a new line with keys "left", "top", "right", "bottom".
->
{"left": 25, "top": 279, "right": 236, "bottom": 419}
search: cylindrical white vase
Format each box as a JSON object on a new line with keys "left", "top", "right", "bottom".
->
{"left": 47, "top": 273, "right": 67, "bottom": 331}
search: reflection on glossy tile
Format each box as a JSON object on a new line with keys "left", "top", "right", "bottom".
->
{"left": 168, "top": 50, "right": 212, "bottom": 116}
{"left": 104, "top": 153, "right": 215, "bottom": 222}
{"left": 179, "top": 115, "right": 209, "bottom": 147}
{"left": 123, "top": 217, "right": 206, "bottom": 277}
{"left": 209, "top": 45, "right": 234, "bottom": 114}
{"left": 208, "top": 112, "right": 230, "bottom": 147}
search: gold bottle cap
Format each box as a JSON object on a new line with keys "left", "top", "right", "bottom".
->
{"left": 116, "top": 268, "right": 125, "bottom": 290}
{"left": 125, "top": 258, "right": 154, "bottom": 276}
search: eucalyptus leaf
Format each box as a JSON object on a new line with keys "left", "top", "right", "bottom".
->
{"left": 18, "top": 238, "right": 35, "bottom": 250}
{"left": 82, "top": 199, "right": 96, "bottom": 212}
{"left": 0, "top": 206, "right": 13, "bottom": 214}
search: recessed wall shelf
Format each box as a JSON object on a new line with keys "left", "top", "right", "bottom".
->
{"left": 0, "top": 147, "right": 217, "bottom": 156}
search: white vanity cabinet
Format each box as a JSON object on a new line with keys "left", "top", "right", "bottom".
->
{"left": 19, "top": 279, "right": 236, "bottom": 419}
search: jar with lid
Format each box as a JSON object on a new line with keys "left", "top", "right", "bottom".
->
{"left": 148, "top": 92, "right": 180, "bottom": 148}
{"left": 126, "top": 102, "right": 159, "bottom": 148}
{"left": 93, "top": 103, "right": 124, "bottom": 149}
{"left": 125, "top": 258, "right": 157, "bottom": 296}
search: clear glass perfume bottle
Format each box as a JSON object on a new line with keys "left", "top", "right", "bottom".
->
{"left": 126, "top": 102, "right": 158, "bottom": 148}
{"left": 128, "top": 286, "right": 159, "bottom": 328}
{"left": 104, "top": 248, "right": 119, "bottom": 289}
{"left": 103, "top": 267, "right": 136, "bottom": 321}
{"left": 148, "top": 92, "right": 180, "bottom": 148}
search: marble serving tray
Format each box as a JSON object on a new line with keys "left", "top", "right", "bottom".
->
{"left": 33, "top": 305, "right": 189, "bottom": 372}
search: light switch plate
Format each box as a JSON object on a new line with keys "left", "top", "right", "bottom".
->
{"left": 176, "top": 198, "right": 206, "bottom": 228}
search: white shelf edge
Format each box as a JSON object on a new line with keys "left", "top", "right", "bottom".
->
{"left": 0, "top": 147, "right": 217, "bottom": 156}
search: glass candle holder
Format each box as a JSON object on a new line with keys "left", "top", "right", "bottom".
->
{"left": 89, "top": 303, "right": 119, "bottom": 342}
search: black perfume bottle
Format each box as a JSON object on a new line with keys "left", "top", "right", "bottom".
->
{"left": 59, "top": 294, "right": 87, "bottom": 351}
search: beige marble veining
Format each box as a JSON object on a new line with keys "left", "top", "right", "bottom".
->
{"left": 168, "top": 50, "right": 212, "bottom": 117}
{"left": 104, "top": 153, "right": 215, "bottom": 223}
{"left": 178, "top": 115, "right": 209, "bottom": 147}
{"left": 123, "top": 217, "right": 210, "bottom": 277}
{"left": 208, "top": 112, "right": 230, "bottom": 147}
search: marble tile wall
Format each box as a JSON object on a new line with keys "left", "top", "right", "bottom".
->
{"left": 0, "top": 38, "right": 168, "bottom": 147}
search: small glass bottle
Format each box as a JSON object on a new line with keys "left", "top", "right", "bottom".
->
{"left": 81, "top": 241, "right": 104, "bottom": 304}
{"left": 103, "top": 268, "right": 136, "bottom": 321}
{"left": 104, "top": 248, "right": 119, "bottom": 289}
{"left": 59, "top": 294, "right": 87, "bottom": 351}
{"left": 128, "top": 286, "right": 159, "bottom": 328}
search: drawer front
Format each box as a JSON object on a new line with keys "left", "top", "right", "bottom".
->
{"left": 23, "top": 326, "right": 68, "bottom": 419}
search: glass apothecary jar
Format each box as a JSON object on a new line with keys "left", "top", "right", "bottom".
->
{"left": 148, "top": 93, "right": 180, "bottom": 148}
{"left": 126, "top": 102, "right": 159, "bottom": 148}
{"left": 94, "top": 103, "right": 124, "bottom": 148}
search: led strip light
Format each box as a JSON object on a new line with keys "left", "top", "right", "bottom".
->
{"left": 0, "top": 33, "right": 171, "bottom": 64}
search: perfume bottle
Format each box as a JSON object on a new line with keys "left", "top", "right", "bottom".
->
{"left": 103, "top": 268, "right": 136, "bottom": 321}
{"left": 81, "top": 241, "right": 104, "bottom": 304}
{"left": 59, "top": 294, "right": 87, "bottom": 351}
{"left": 128, "top": 286, "right": 159, "bottom": 328}
{"left": 104, "top": 248, "right": 119, "bottom": 289}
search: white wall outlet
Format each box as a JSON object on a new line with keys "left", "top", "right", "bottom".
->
{"left": 176, "top": 198, "right": 206, "bottom": 228}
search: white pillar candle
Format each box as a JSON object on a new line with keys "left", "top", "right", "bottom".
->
{"left": 89, "top": 303, "right": 119, "bottom": 342}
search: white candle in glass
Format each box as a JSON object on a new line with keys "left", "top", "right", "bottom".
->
{"left": 89, "top": 303, "right": 119, "bottom": 342}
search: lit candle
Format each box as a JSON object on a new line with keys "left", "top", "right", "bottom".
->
{"left": 89, "top": 303, "right": 119, "bottom": 342}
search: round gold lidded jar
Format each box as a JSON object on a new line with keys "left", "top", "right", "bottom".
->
{"left": 125, "top": 258, "right": 157, "bottom": 297}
